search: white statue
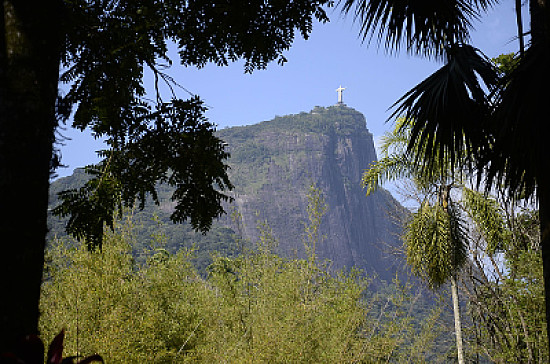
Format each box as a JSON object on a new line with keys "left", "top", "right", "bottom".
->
{"left": 336, "top": 85, "right": 346, "bottom": 104}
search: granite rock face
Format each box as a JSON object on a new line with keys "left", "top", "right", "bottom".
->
{"left": 49, "top": 105, "right": 406, "bottom": 280}
{"left": 216, "top": 105, "right": 405, "bottom": 279}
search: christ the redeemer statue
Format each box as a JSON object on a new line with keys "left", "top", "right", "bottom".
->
{"left": 336, "top": 85, "right": 346, "bottom": 104}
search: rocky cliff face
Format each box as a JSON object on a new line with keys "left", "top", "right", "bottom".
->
{"left": 49, "top": 105, "right": 406, "bottom": 280}
{"left": 216, "top": 105, "right": 405, "bottom": 279}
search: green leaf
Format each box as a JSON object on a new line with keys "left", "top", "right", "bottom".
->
{"left": 462, "top": 187, "right": 507, "bottom": 254}
{"left": 340, "top": 0, "right": 495, "bottom": 58}
{"left": 405, "top": 201, "right": 467, "bottom": 289}
{"left": 391, "top": 44, "right": 497, "bottom": 175}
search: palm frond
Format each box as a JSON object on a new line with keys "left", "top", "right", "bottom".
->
{"left": 483, "top": 42, "right": 550, "bottom": 198}
{"left": 447, "top": 199, "right": 469, "bottom": 270}
{"left": 378, "top": 118, "right": 410, "bottom": 156}
{"left": 392, "top": 44, "right": 498, "bottom": 176}
{"left": 462, "top": 187, "right": 507, "bottom": 254}
{"left": 340, "top": 0, "right": 496, "bottom": 58}
{"left": 362, "top": 154, "right": 412, "bottom": 195}
{"left": 405, "top": 201, "right": 467, "bottom": 289}
{"left": 365, "top": 116, "right": 462, "bottom": 195}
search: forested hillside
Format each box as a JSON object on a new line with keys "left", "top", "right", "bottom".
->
{"left": 45, "top": 106, "right": 548, "bottom": 363}
{"left": 49, "top": 105, "right": 405, "bottom": 279}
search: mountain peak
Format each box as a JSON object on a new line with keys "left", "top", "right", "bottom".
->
{"left": 224, "top": 105, "right": 371, "bottom": 143}
{"left": 49, "top": 107, "right": 404, "bottom": 280}
{"left": 216, "top": 107, "right": 402, "bottom": 279}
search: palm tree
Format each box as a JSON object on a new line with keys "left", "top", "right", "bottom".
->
{"left": 342, "top": 0, "right": 550, "bottom": 353}
{"left": 364, "top": 119, "right": 469, "bottom": 363}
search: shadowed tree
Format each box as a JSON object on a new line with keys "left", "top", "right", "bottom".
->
{"left": 0, "top": 0, "right": 331, "bottom": 355}
{"left": 342, "top": 0, "right": 550, "bottom": 353}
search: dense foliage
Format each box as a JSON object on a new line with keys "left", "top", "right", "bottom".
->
{"left": 1, "top": 0, "right": 334, "bottom": 349}
{"left": 40, "top": 217, "right": 446, "bottom": 363}
{"left": 363, "top": 118, "right": 548, "bottom": 362}
{"left": 48, "top": 105, "right": 399, "bottom": 277}
{"left": 52, "top": 0, "right": 333, "bottom": 247}
{"left": 342, "top": 0, "right": 550, "bottom": 353}
{"left": 462, "top": 196, "right": 548, "bottom": 363}
{"left": 48, "top": 169, "right": 241, "bottom": 275}
{"left": 43, "top": 166, "right": 550, "bottom": 363}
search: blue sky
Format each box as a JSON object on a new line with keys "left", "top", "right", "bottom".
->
{"left": 55, "top": 2, "right": 524, "bottom": 178}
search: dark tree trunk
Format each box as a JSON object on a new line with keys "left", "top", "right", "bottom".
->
{"left": 0, "top": 1, "right": 62, "bottom": 354}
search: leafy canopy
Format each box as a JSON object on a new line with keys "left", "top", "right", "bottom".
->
{"left": 53, "top": 0, "right": 332, "bottom": 248}
{"left": 341, "top": 0, "right": 496, "bottom": 58}
{"left": 41, "top": 215, "right": 446, "bottom": 362}
{"left": 342, "top": 0, "right": 543, "bottom": 199}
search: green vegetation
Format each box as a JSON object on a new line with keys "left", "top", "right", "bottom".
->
{"left": 1, "top": 0, "right": 332, "bottom": 349}
{"left": 40, "top": 213, "right": 445, "bottom": 363}
{"left": 463, "top": 196, "right": 548, "bottom": 363}
{"left": 363, "top": 118, "right": 547, "bottom": 362}
{"left": 49, "top": 172, "right": 241, "bottom": 276}
{"left": 343, "top": 0, "right": 550, "bottom": 352}
{"left": 217, "top": 105, "right": 368, "bottom": 194}
{"left": 48, "top": 105, "right": 399, "bottom": 280}
{"left": 41, "top": 117, "right": 548, "bottom": 362}
{"left": 222, "top": 106, "right": 365, "bottom": 141}
{"left": 364, "top": 118, "right": 471, "bottom": 364}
